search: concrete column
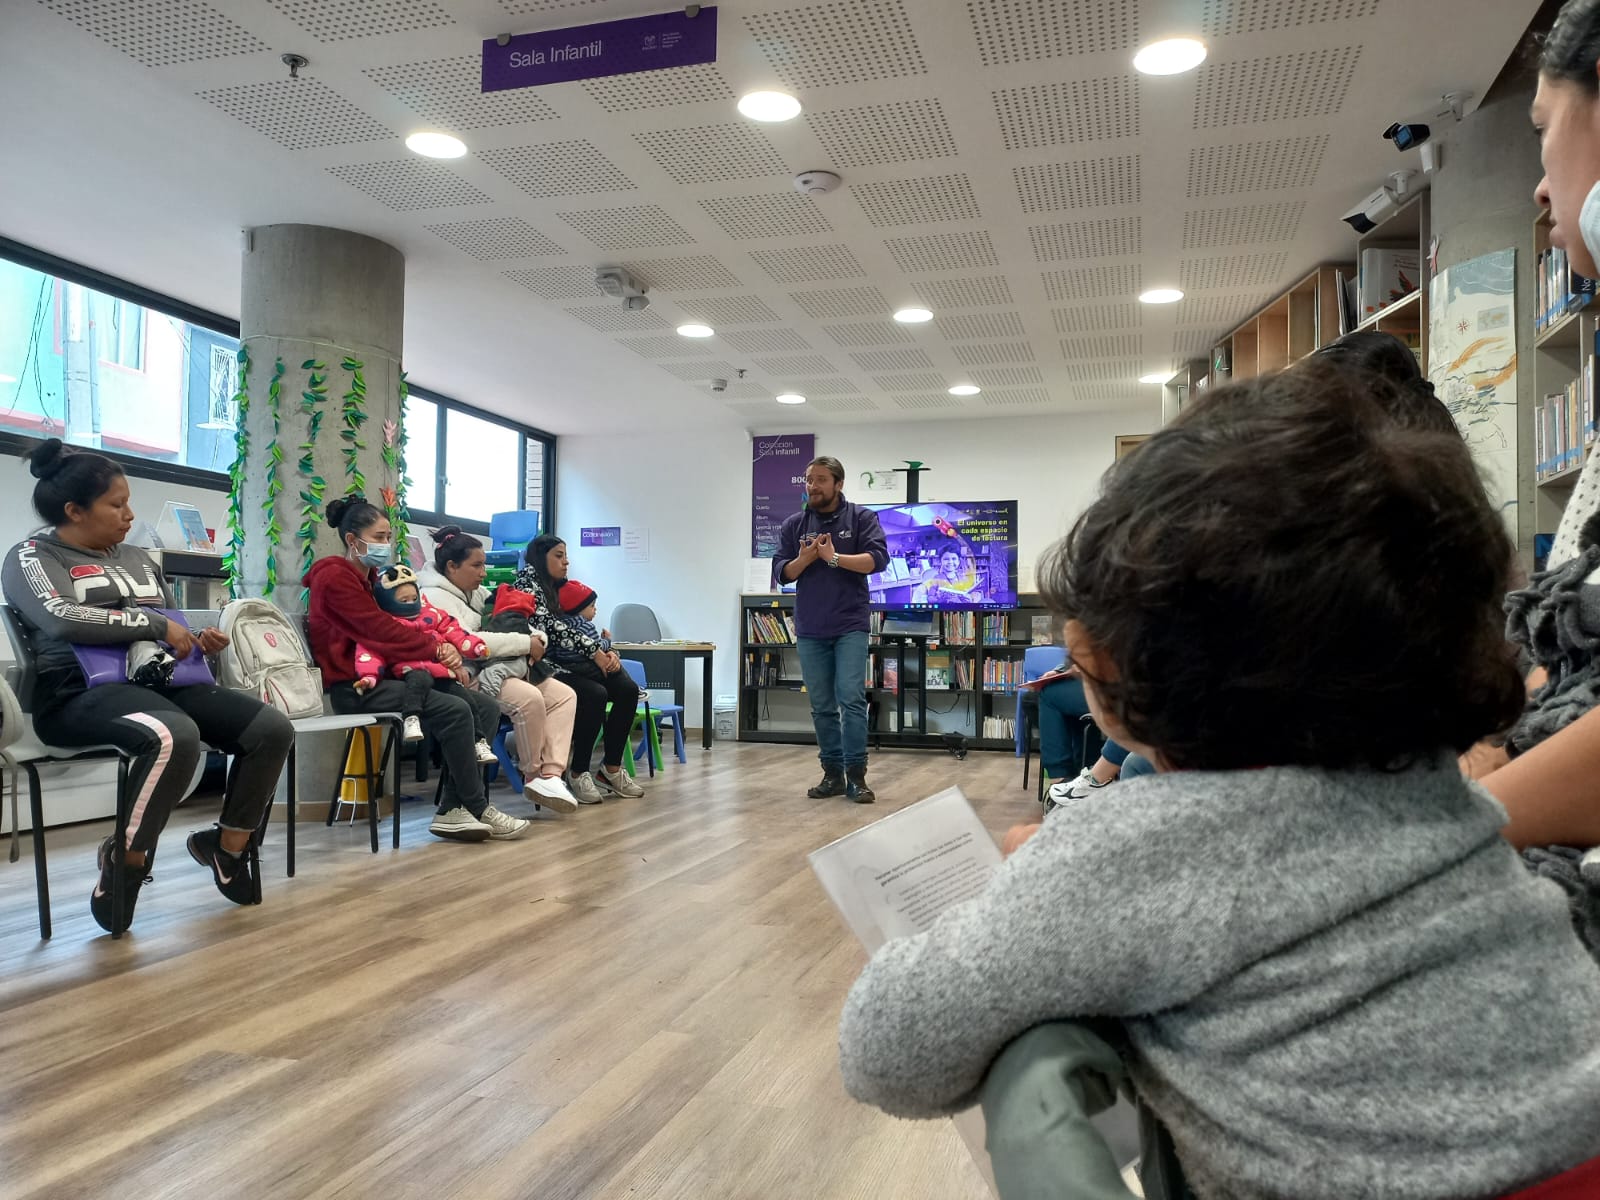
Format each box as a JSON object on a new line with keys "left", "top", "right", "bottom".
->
{"left": 1425, "top": 64, "right": 1543, "bottom": 558}
{"left": 235, "top": 224, "right": 407, "bottom": 607}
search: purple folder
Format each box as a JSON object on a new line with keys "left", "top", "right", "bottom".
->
{"left": 71, "top": 608, "right": 215, "bottom": 689}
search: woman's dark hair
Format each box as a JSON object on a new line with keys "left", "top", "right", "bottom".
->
{"left": 524, "top": 532, "right": 566, "bottom": 604}
{"left": 1540, "top": 0, "right": 1600, "bottom": 92}
{"left": 1038, "top": 363, "right": 1525, "bottom": 773}
{"left": 1310, "top": 330, "right": 1457, "bottom": 436}
{"left": 807, "top": 455, "right": 845, "bottom": 485}
{"left": 432, "top": 524, "right": 483, "bottom": 575}
{"left": 27, "top": 438, "right": 124, "bottom": 526}
{"left": 324, "top": 495, "right": 385, "bottom": 545}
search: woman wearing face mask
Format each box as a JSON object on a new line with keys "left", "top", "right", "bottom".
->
{"left": 1464, "top": 0, "right": 1600, "bottom": 858}
{"left": 305, "top": 496, "right": 528, "bottom": 843}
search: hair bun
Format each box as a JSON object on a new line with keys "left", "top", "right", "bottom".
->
{"left": 28, "top": 438, "right": 66, "bottom": 480}
{"left": 432, "top": 524, "right": 462, "bottom": 544}
{"left": 324, "top": 497, "right": 351, "bottom": 529}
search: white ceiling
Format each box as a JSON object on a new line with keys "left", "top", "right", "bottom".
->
{"left": 0, "top": 0, "right": 1540, "bottom": 435}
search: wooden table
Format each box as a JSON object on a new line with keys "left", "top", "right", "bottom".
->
{"left": 612, "top": 642, "right": 716, "bottom": 749}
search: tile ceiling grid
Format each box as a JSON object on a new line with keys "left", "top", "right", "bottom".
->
{"left": 31, "top": 0, "right": 1531, "bottom": 427}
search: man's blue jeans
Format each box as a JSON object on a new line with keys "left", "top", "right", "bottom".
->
{"left": 796, "top": 631, "right": 870, "bottom": 771}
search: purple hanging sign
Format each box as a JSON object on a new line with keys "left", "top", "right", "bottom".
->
{"left": 580, "top": 526, "right": 622, "bottom": 548}
{"left": 482, "top": 7, "right": 718, "bottom": 93}
{"left": 752, "top": 433, "right": 814, "bottom": 561}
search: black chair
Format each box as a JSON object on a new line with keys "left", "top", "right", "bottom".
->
{"left": 0, "top": 604, "right": 259, "bottom": 939}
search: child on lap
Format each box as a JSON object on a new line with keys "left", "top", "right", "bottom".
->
{"left": 355, "top": 564, "right": 497, "bottom": 760}
{"left": 838, "top": 366, "right": 1600, "bottom": 1199}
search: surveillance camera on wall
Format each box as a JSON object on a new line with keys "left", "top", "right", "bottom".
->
{"left": 1383, "top": 121, "right": 1431, "bottom": 151}
{"left": 1341, "top": 185, "right": 1402, "bottom": 234}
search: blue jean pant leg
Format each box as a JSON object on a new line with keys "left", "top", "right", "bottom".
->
{"left": 797, "top": 634, "right": 843, "bottom": 768}
{"left": 1101, "top": 737, "right": 1131, "bottom": 768}
{"left": 833, "top": 630, "right": 870, "bottom": 770}
{"left": 1036, "top": 677, "right": 1091, "bottom": 776}
{"left": 1121, "top": 752, "right": 1156, "bottom": 779}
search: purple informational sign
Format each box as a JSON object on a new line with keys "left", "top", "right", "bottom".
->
{"left": 581, "top": 526, "right": 622, "bottom": 548}
{"left": 482, "top": 7, "right": 718, "bottom": 93}
{"left": 751, "top": 433, "right": 814, "bottom": 563}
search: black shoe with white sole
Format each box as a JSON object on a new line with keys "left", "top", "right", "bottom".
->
{"left": 187, "top": 825, "right": 256, "bottom": 905}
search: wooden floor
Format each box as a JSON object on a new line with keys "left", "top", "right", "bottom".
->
{"left": 0, "top": 742, "right": 1045, "bottom": 1200}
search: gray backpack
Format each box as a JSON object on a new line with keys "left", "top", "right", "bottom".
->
{"left": 214, "top": 598, "right": 324, "bottom": 719}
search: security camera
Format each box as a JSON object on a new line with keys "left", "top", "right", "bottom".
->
{"left": 623, "top": 295, "right": 649, "bottom": 311}
{"left": 710, "top": 378, "right": 728, "bottom": 393}
{"left": 595, "top": 265, "right": 649, "bottom": 310}
{"left": 1383, "top": 122, "right": 1431, "bottom": 152}
{"left": 1341, "top": 185, "right": 1402, "bottom": 234}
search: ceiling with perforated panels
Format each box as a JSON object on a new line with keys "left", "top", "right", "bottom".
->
{"left": 1, "top": 0, "right": 1540, "bottom": 433}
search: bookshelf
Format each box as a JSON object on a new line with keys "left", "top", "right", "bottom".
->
{"left": 1352, "top": 192, "right": 1430, "bottom": 373}
{"left": 1530, "top": 209, "right": 1598, "bottom": 558}
{"left": 737, "top": 593, "right": 1055, "bottom": 752}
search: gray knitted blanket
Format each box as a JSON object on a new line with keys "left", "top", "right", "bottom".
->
{"left": 1504, "top": 541, "right": 1600, "bottom": 755}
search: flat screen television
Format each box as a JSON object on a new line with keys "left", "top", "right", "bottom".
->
{"left": 867, "top": 500, "right": 1019, "bottom": 611}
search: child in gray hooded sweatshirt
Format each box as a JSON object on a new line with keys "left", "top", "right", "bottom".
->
{"left": 838, "top": 366, "right": 1600, "bottom": 1199}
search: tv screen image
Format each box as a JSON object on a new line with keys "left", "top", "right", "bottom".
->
{"left": 868, "top": 500, "right": 1019, "bottom": 611}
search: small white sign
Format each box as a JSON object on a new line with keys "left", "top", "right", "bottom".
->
{"left": 624, "top": 527, "right": 650, "bottom": 563}
{"left": 744, "top": 557, "right": 775, "bottom": 593}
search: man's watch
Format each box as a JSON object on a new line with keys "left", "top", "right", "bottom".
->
{"left": 828, "top": 552, "right": 841, "bottom": 568}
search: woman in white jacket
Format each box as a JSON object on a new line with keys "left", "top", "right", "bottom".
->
{"left": 422, "top": 526, "right": 583, "bottom": 811}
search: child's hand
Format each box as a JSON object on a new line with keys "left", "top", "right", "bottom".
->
{"left": 601, "top": 627, "right": 612, "bottom": 641}
{"left": 1001, "top": 822, "right": 1043, "bottom": 857}
{"left": 454, "top": 667, "right": 470, "bottom": 685}
{"left": 1460, "top": 741, "right": 1510, "bottom": 780}
{"left": 353, "top": 677, "right": 374, "bottom": 694}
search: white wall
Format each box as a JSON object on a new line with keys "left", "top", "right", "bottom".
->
{"left": 555, "top": 409, "right": 1157, "bottom": 726}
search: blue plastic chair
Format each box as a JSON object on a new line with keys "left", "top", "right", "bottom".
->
{"left": 487, "top": 509, "right": 540, "bottom": 569}
{"left": 621, "top": 659, "right": 686, "bottom": 772}
{"left": 1014, "top": 645, "right": 1067, "bottom": 756}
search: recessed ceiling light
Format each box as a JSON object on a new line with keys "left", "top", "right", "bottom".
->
{"left": 1139, "top": 288, "right": 1185, "bottom": 305}
{"left": 405, "top": 131, "right": 467, "bottom": 159}
{"left": 1139, "top": 372, "right": 1173, "bottom": 384}
{"left": 1133, "top": 37, "right": 1207, "bottom": 76}
{"left": 776, "top": 393, "right": 807, "bottom": 405}
{"left": 893, "top": 307, "right": 933, "bottom": 324}
{"left": 948, "top": 384, "right": 981, "bottom": 396}
{"left": 737, "top": 91, "right": 802, "bottom": 122}
{"left": 676, "top": 323, "right": 715, "bottom": 338}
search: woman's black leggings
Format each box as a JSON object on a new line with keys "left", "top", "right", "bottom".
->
{"left": 35, "top": 683, "right": 295, "bottom": 856}
{"left": 562, "top": 663, "right": 639, "bottom": 773}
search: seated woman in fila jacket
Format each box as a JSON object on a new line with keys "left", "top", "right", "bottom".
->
{"left": 306, "top": 496, "right": 527, "bottom": 844}
{"left": 0, "top": 439, "right": 294, "bottom": 934}
{"left": 353, "top": 564, "right": 499, "bottom": 758}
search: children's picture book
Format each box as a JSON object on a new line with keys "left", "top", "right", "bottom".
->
{"left": 1030, "top": 615, "right": 1055, "bottom": 645}
{"left": 925, "top": 650, "right": 952, "bottom": 690}
{"left": 808, "top": 786, "right": 1002, "bottom": 953}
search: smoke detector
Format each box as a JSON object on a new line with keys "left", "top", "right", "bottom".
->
{"left": 794, "top": 170, "right": 843, "bottom": 196}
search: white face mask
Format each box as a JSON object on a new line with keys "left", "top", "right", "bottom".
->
{"left": 1579, "top": 179, "right": 1600, "bottom": 269}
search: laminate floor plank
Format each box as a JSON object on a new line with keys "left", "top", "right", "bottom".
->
{"left": 0, "top": 743, "right": 1038, "bottom": 1199}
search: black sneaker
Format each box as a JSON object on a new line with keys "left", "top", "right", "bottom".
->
{"left": 808, "top": 769, "right": 848, "bottom": 799}
{"left": 186, "top": 825, "right": 255, "bottom": 905}
{"left": 846, "top": 767, "right": 876, "bottom": 805}
{"left": 89, "top": 836, "right": 151, "bottom": 934}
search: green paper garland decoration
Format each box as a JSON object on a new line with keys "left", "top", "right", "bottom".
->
{"left": 341, "top": 357, "right": 368, "bottom": 496}
{"left": 298, "top": 359, "right": 329, "bottom": 587}
{"left": 388, "top": 370, "right": 411, "bottom": 552}
{"left": 223, "top": 345, "right": 253, "bottom": 598}
{"left": 261, "top": 358, "right": 286, "bottom": 597}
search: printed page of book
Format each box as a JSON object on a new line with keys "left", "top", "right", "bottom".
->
{"left": 808, "top": 786, "right": 1001, "bottom": 953}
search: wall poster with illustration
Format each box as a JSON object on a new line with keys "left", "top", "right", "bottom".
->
{"left": 1428, "top": 247, "right": 1519, "bottom": 536}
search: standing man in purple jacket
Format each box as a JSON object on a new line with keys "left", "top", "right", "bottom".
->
{"left": 773, "top": 455, "right": 890, "bottom": 803}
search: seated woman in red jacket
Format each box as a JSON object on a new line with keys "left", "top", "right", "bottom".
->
{"left": 304, "top": 496, "right": 526, "bottom": 844}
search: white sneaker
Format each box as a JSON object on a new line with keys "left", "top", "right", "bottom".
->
{"left": 402, "top": 715, "right": 423, "bottom": 743}
{"left": 596, "top": 764, "right": 645, "bottom": 799}
{"left": 1045, "top": 767, "right": 1109, "bottom": 812}
{"left": 474, "top": 738, "right": 498, "bottom": 765}
{"left": 568, "top": 771, "right": 604, "bottom": 805}
{"left": 429, "top": 806, "right": 491, "bottom": 842}
{"left": 480, "top": 803, "right": 531, "bottom": 840}
{"left": 524, "top": 774, "right": 579, "bottom": 813}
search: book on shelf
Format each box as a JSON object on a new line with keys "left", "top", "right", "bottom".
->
{"left": 1537, "top": 245, "right": 1595, "bottom": 330}
{"left": 1536, "top": 353, "right": 1598, "bottom": 480}
{"left": 1335, "top": 269, "right": 1357, "bottom": 337}
{"left": 809, "top": 787, "right": 1001, "bottom": 952}
{"left": 881, "top": 653, "right": 899, "bottom": 693}
{"left": 1357, "top": 247, "right": 1419, "bottom": 317}
{"left": 925, "top": 650, "right": 952, "bottom": 690}
{"left": 1030, "top": 615, "right": 1055, "bottom": 645}
{"left": 981, "top": 715, "right": 1016, "bottom": 739}
{"left": 746, "top": 609, "right": 797, "bottom": 645}
{"left": 981, "top": 614, "right": 1010, "bottom": 645}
